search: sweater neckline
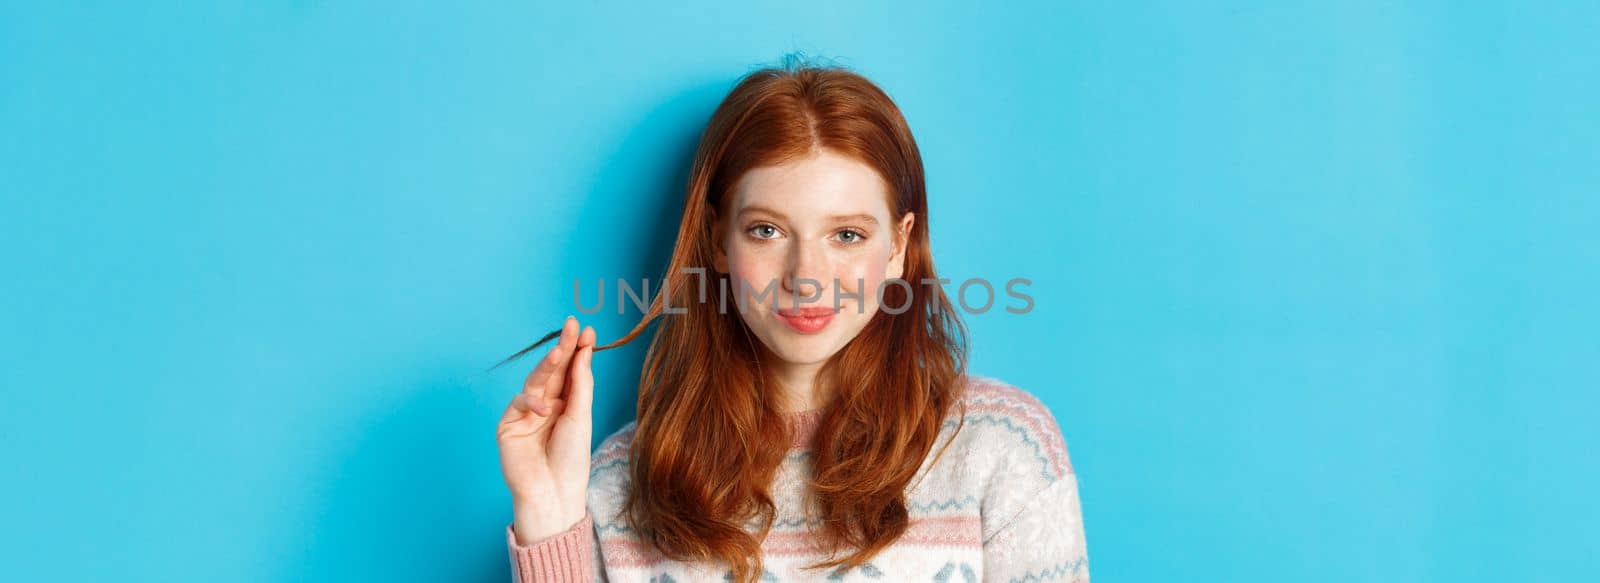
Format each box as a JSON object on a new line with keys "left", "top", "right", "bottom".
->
{"left": 780, "top": 408, "right": 826, "bottom": 451}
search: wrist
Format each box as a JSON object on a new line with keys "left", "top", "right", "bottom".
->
{"left": 512, "top": 505, "right": 587, "bottom": 545}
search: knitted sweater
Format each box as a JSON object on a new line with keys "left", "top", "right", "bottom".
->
{"left": 504, "top": 375, "right": 1089, "bottom": 582}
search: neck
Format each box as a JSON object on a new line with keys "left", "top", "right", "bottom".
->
{"left": 764, "top": 351, "right": 829, "bottom": 413}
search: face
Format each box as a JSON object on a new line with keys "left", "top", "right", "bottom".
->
{"left": 712, "top": 149, "right": 916, "bottom": 367}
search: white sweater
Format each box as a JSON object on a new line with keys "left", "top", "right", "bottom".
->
{"left": 506, "top": 375, "right": 1090, "bottom": 582}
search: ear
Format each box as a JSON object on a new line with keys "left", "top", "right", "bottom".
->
{"left": 709, "top": 204, "right": 729, "bottom": 274}
{"left": 886, "top": 211, "right": 915, "bottom": 279}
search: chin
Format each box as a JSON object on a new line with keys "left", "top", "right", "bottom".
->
{"left": 766, "top": 335, "right": 844, "bottom": 365}
{"left": 743, "top": 309, "right": 874, "bottom": 366}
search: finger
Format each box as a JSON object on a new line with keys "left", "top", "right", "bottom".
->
{"left": 520, "top": 344, "right": 562, "bottom": 398}
{"left": 500, "top": 392, "right": 550, "bottom": 424}
{"left": 509, "top": 392, "right": 539, "bottom": 413}
{"left": 565, "top": 326, "right": 597, "bottom": 419}
{"left": 516, "top": 394, "right": 566, "bottom": 417}
{"left": 555, "top": 314, "right": 581, "bottom": 357}
{"left": 522, "top": 316, "right": 580, "bottom": 396}
{"left": 545, "top": 316, "right": 583, "bottom": 399}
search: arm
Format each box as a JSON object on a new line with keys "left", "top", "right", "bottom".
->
{"left": 981, "top": 474, "right": 1089, "bottom": 582}
{"left": 979, "top": 474, "right": 1094, "bottom": 583}
{"left": 506, "top": 510, "right": 607, "bottom": 582}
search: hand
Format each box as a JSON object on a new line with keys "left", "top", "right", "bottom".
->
{"left": 497, "top": 316, "right": 597, "bottom": 544}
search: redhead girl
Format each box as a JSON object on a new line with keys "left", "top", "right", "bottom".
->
{"left": 495, "top": 60, "right": 1089, "bottom": 582}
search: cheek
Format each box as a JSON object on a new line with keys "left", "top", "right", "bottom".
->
{"left": 726, "top": 247, "right": 781, "bottom": 291}
{"left": 836, "top": 252, "right": 893, "bottom": 305}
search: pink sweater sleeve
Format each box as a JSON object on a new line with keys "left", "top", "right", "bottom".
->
{"left": 505, "top": 511, "right": 599, "bottom": 582}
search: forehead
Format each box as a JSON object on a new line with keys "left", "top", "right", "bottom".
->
{"left": 729, "top": 150, "right": 893, "bottom": 219}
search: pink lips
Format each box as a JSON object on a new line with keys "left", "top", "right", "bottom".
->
{"left": 775, "top": 306, "right": 836, "bottom": 334}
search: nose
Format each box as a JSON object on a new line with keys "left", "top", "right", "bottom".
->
{"left": 780, "top": 238, "right": 827, "bottom": 303}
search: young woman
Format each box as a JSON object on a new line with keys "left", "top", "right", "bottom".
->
{"left": 495, "top": 60, "right": 1089, "bottom": 582}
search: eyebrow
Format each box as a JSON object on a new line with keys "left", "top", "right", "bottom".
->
{"left": 737, "top": 205, "right": 879, "bottom": 225}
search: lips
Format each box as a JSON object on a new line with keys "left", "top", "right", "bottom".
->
{"left": 775, "top": 306, "right": 836, "bottom": 334}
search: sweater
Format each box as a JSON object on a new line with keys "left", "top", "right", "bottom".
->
{"left": 504, "top": 375, "right": 1089, "bottom": 582}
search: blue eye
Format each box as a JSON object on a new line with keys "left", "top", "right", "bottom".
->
{"left": 835, "top": 229, "right": 866, "bottom": 245}
{"left": 748, "top": 224, "right": 780, "bottom": 239}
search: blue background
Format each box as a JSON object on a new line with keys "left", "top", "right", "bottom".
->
{"left": 3, "top": 1, "right": 1596, "bottom": 581}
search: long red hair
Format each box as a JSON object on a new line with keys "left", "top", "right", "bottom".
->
{"left": 500, "top": 57, "right": 969, "bottom": 582}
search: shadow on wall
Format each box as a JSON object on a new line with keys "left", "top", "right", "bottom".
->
{"left": 279, "top": 77, "right": 728, "bottom": 581}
